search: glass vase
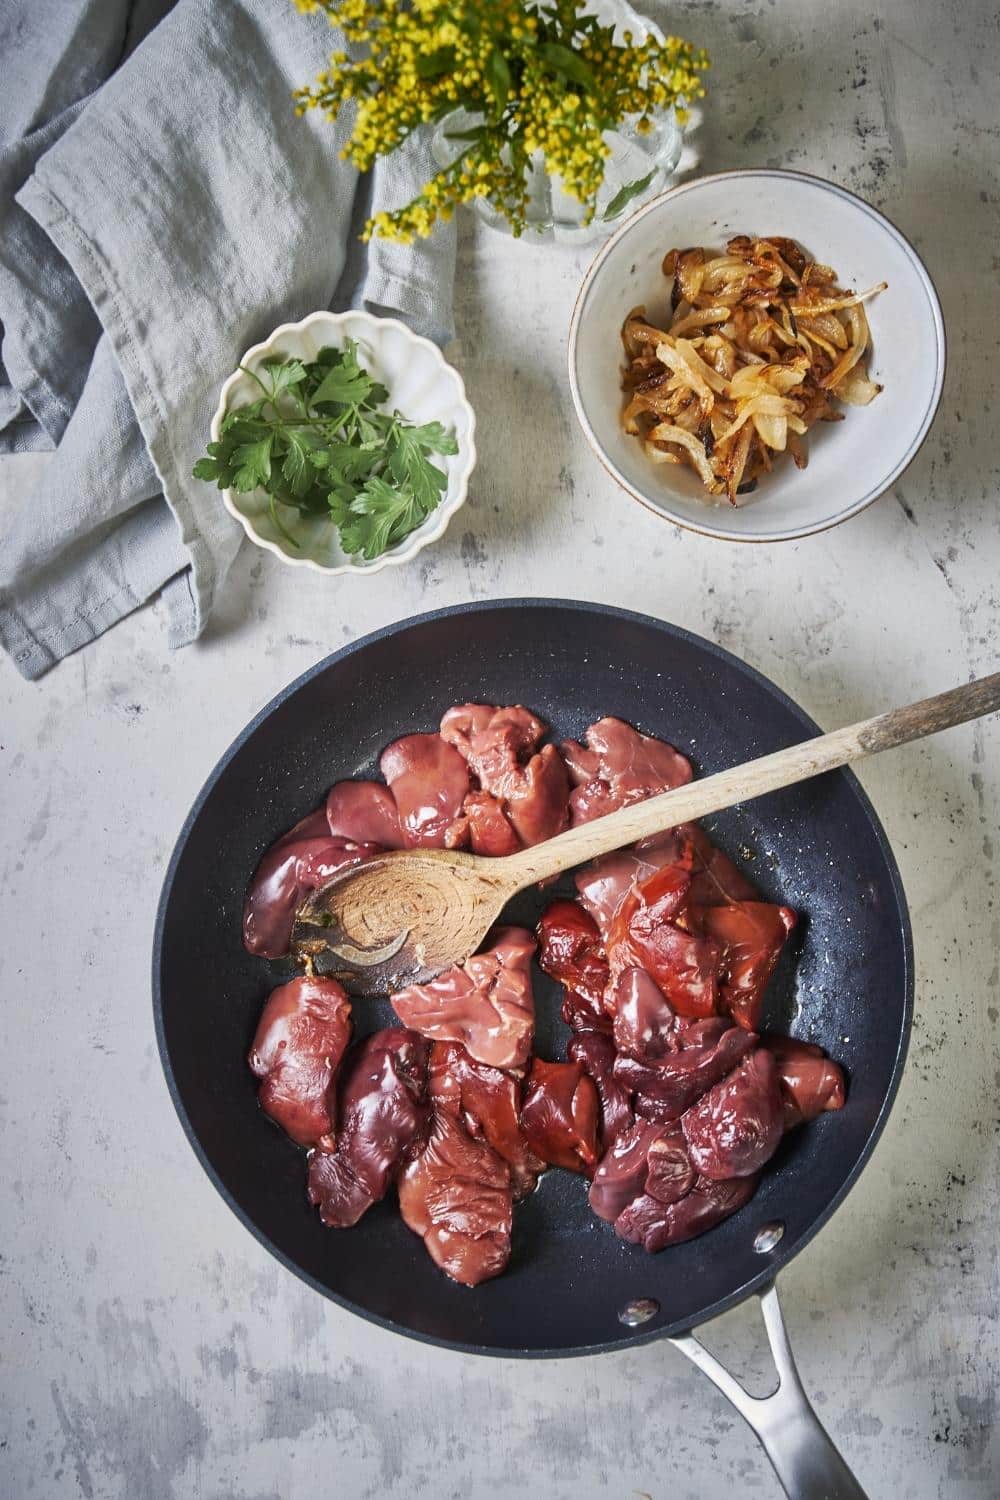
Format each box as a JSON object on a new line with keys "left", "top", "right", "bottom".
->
{"left": 430, "top": 0, "right": 685, "bottom": 247}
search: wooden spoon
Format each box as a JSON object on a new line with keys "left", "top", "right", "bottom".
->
{"left": 291, "top": 672, "right": 1000, "bottom": 995}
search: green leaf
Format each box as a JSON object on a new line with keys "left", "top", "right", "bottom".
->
{"left": 349, "top": 474, "right": 405, "bottom": 516}
{"left": 365, "top": 380, "right": 391, "bottom": 408}
{"left": 327, "top": 486, "right": 355, "bottom": 524}
{"left": 406, "top": 420, "right": 460, "bottom": 456}
{"left": 387, "top": 425, "right": 450, "bottom": 515}
{"left": 602, "top": 169, "right": 656, "bottom": 221}
{"left": 409, "top": 459, "right": 448, "bottom": 514}
{"left": 281, "top": 429, "right": 320, "bottom": 497}
{"left": 339, "top": 475, "right": 421, "bottom": 561}
{"left": 485, "top": 48, "right": 511, "bottom": 114}
{"left": 192, "top": 455, "right": 228, "bottom": 485}
{"left": 539, "top": 42, "right": 595, "bottom": 92}
{"left": 231, "top": 435, "right": 273, "bottom": 492}
{"left": 355, "top": 413, "right": 384, "bottom": 447}
{"left": 415, "top": 46, "right": 455, "bottom": 79}
{"left": 259, "top": 357, "right": 307, "bottom": 400}
{"left": 220, "top": 406, "right": 269, "bottom": 438}
{"left": 324, "top": 442, "right": 379, "bottom": 481}
{"left": 311, "top": 363, "right": 374, "bottom": 408}
{"left": 308, "top": 340, "right": 375, "bottom": 408}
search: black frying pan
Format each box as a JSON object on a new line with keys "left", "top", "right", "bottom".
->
{"left": 153, "top": 601, "right": 912, "bottom": 1498}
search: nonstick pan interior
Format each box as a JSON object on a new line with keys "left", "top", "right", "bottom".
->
{"left": 154, "top": 601, "right": 912, "bottom": 1356}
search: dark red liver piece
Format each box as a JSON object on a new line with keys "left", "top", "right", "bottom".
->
{"left": 248, "top": 974, "right": 352, "bottom": 1147}
{"left": 764, "top": 1036, "right": 846, "bottom": 1127}
{"left": 614, "top": 1018, "right": 757, "bottom": 1123}
{"left": 567, "top": 1031, "right": 634, "bottom": 1152}
{"left": 608, "top": 864, "right": 721, "bottom": 1019}
{"left": 380, "top": 732, "right": 470, "bottom": 848}
{"left": 441, "top": 703, "right": 569, "bottom": 848}
{"left": 574, "top": 830, "right": 691, "bottom": 939}
{"left": 537, "top": 899, "right": 610, "bottom": 1025}
{"left": 307, "top": 1029, "right": 430, "bottom": 1228}
{"left": 682, "top": 1047, "right": 785, "bottom": 1180}
{"left": 242, "top": 809, "right": 379, "bottom": 958}
{"left": 560, "top": 717, "right": 692, "bottom": 825}
{"left": 616, "top": 1173, "right": 759, "bottom": 1252}
{"left": 606, "top": 966, "right": 676, "bottom": 1060}
{"left": 428, "top": 1041, "right": 544, "bottom": 1199}
{"left": 691, "top": 901, "right": 797, "bottom": 1031}
{"left": 521, "top": 1058, "right": 600, "bottom": 1175}
{"left": 398, "top": 1111, "right": 512, "bottom": 1286}
{"left": 325, "top": 780, "right": 404, "bottom": 848}
{"left": 684, "top": 823, "right": 759, "bottom": 906}
{"left": 391, "top": 927, "right": 535, "bottom": 1071}
{"left": 589, "top": 1119, "right": 691, "bottom": 1223}
{"left": 458, "top": 791, "right": 522, "bottom": 856}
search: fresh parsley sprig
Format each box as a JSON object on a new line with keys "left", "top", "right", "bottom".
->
{"left": 193, "top": 340, "right": 459, "bottom": 561}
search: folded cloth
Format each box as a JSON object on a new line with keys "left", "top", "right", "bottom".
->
{"left": 0, "top": 0, "right": 456, "bottom": 680}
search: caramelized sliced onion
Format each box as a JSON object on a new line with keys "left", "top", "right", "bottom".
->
{"left": 620, "top": 235, "right": 887, "bottom": 502}
{"left": 646, "top": 423, "right": 721, "bottom": 491}
{"left": 834, "top": 369, "right": 883, "bottom": 405}
{"left": 819, "top": 304, "right": 869, "bottom": 391}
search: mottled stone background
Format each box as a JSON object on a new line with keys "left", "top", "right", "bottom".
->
{"left": 2, "top": 0, "right": 998, "bottom": 1496}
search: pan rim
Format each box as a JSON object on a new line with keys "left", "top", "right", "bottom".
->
{"left": 152, "top": 598, "right": 914, "bottom": 1358}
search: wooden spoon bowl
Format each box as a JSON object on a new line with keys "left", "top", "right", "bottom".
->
{"left": 292, "top": 849, "right": 516, "bottom": 995}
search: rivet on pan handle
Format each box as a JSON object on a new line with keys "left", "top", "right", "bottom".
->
{"left": 670, "top": 1281, "right": 870, "bottom": 1500}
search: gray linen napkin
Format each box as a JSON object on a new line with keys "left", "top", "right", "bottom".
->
{"left": 0, "top": 0, "right": 456, "bottom": 680}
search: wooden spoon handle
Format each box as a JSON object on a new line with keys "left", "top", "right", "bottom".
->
{"left": 506, "top": 671, "right": 1000, "bottom": 886}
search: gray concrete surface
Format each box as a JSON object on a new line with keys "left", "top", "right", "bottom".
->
{"left": 2, "top": 1, "right": 998, "bottom": 1495}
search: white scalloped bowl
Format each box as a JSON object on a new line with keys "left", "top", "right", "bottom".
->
{"left": 213, "top": 310, "right": 476, "bottom": 574}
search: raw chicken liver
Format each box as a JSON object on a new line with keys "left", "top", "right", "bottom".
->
{"left": 307, "top": 1029, "right": 430, "bottom": 1228}
{"left": 428, "top": 1040, "right": 544, "bottom": 1199}
{"left": 682, "top": 1047, "right": 785, "bottom": 1180}
{"left": 613, "top": 1018, "right": 757, "bottom": 1123}
{"left": 561, "top": 717, "right": 692, "bottom": 825}
{"left": 380, "top": 732, "right": 470, "bottom": 848}
{"left": 398, "top": 1111, "right": 513, "bottom": 1286}
{"left": 242, "top": 809, "right": 379, "bottom": 958}
{"left": 536, "top": 899, "right": 610, "bottom": 1027}
{"left": 242, "top": 702, "right": 845, "bottom": 1279}
{"left": 248, "top": 974, "right": 352, "bottom": 1147}
{"left": 521, "top": 1057, "right": 600, "bottom": 1175}
{"left": 567, "top": 1031, "right": 634, "bottom": 1152}
{"left": 764, "top": 1036, "right": 846, "bottom": 1127}
{"left": 391, "top": 927, "right": 536, "bottom": 1070}
{"left": 441, "top": 703, "right": 569, "bottom": 849}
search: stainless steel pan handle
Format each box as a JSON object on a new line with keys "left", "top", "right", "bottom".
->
{"left": 670, "top": 1281, "right": 869, "bottom": 1499}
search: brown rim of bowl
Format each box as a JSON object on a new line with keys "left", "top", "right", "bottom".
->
{"left": 567, "top": 166, "right": 947, "bottom": 545}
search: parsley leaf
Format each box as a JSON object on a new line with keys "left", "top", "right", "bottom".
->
{"left": 311, "top": 363, "right": 374, "bottom": 408}
{"left": 231, "top": 436, "right": 273, "bottom": 492}
{"left": 281, "top": 428, "right": 323, "bottom": 497}
{"left": 258, "top": 357, "right": 307, "bottom": 401}
{"left": 341, "top": 476, "right": 420, "bottom": 561}
{"left": 324, "top": 443, "right": 379, "bottom": 482}
{"left": 192, "top": 446, "right": 232, "bottom": 486}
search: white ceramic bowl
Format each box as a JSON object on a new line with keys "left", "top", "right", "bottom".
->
{"left": 213, "top": 310, "right": 476, "bottom": 573}
{"left": 568, "top": 169, "right": 946, "bottom": 542}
